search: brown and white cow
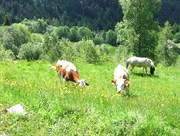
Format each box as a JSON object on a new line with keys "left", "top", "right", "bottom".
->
{"left": 56, "top": 60, "right": 89, "bottom": 86}
{"left": 111, "top": 65, "right": 130, "bottom": 94}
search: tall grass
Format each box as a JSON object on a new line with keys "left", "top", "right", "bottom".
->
{"left": 0, "top": 60, "right": 180, "bottom": 135}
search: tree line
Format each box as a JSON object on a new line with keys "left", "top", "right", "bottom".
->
{"left": 0, "top": 0, "right": 180, "bottom": 30}
{"left": 0, "top": 0, "right": 180, "bottom": 66}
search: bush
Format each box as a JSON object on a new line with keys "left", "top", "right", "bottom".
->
{"left": 95, "top": 44, "right": 110, "bottom": 62}
{"left": 93, "top": 34, "right": 103, "bottom": 45}
{"left": 18, "top": 42, "right": 44, "bottom": 61}
{"left": 174, "top": 32, "right": 180, "bottom": 43}
{"left": 78, "top": 26, "right": 93, "bottom": 40}
{"left": 116, "top": 45, "right": 132, "bottom": 64}
{"left": 106, "top": 30, "right": 117, "bottom": 46}
{"left": 80, "top": 40, "right": 100, "bottom": 63}
{"left": 69, "top": 26, "right": 80, "bottom": 42}
{"left": 0, "top": 45, "right": 15, "bottom": 60}
{"left": 22, "top": 18, "right": 48, "bottom": 34}
{"left": 52, "top": 26, "right": 70, "bottom": 39}
{"left": 30, "top": 33, "right": 44, "bottom": 43}
{"left": 0, "top": 24, "right": 30, "bottom": 58}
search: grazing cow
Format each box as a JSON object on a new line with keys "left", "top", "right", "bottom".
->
{"left": 126, "top": 56, "right": 155, "bottom": 75}
{"left": 111, "top": 65, "right": 130, "bottom": 94}
{"left": 56, "top": 60, "right": 89, "bottom": 86}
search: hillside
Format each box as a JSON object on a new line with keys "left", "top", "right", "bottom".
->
{"left": 0, "top": 0, "right": 180, "bottom": 30}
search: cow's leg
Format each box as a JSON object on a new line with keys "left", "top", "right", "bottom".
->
{"left": 130, "top": 66, "right": 134, "bottom": 71}
{"left": 126, "top": 87, "right": 130, "bottom": 96}
{"left": 142, "top": 67, "right": 145, "bottom": 76}
{"left": 145, "top": 67, "right": 147, "bottom": 75}
{"left": 58, "top": 74, "right": 64, "bottom": 86}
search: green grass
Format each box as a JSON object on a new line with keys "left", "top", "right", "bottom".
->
{"left": 0, "top": 60, "right": 180, "bottom": 135}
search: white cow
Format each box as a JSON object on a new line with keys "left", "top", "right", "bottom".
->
{"left": 126, "top": 56, "right": 155, "bottom": 75}
{"left": 111, "top": 65, "right": 130, "bottom": 94}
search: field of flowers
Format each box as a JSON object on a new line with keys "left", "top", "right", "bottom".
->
{"left": 0, "top": 60, "right": 180, "bottom": 135}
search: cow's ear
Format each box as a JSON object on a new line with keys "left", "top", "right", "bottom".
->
{"left": 124, "top": 79, "right": 130, "bottom": 87}
{"left": 111, "top": 79, "right": 116, "bottom": 84}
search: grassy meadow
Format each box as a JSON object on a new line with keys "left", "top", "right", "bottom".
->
{"left": 0, "top": 59, "right": 180, "bottom": 135}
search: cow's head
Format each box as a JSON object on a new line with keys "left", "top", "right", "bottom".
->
{"left": 77, "top": 79, "right": 89, "bottom": 86}
{"left": 111, "top": 78, "right": 129, "bottom": 93}
{"left": 150, "top": 66, "right": 155, "bottom": 75}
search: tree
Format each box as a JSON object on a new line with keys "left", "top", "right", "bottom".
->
{"left": 157, "top": 21, "right": 178, "bottom": 66}
{"left": 106, "top": 30, "right": 117, "bottom": 46}
{"left": 3, "top": 16, "right": 11, "bottom": 26}
{"left": 117, "top": 0, "right": 161, "bottom": 60}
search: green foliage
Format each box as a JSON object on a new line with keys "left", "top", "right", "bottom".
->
{"left": 22, "top": 18, "right": 48, "bottom": 34}
{"left": 106, "top": 30, "right": 117, "bottom": 46}
{"left": 157, "top": 21, "right": 178, "bottom": 66}
{"left": 52, "top": 26, "right": 70, "bottom": 39}
{"left": 172, "top": 23, "right": 180, "bottom": 35}
{"left": 43, "top": 34, "right": 64, "bottom": 62}
{"left": 115, "top": 45, "right": 132, "bottom": 64}
{"left": 69, "top": 26, "right": 80, "bottom": 42}
{"left": 0, "top": 1, "right": 180, "bottom": 31}
{"left": 30, "top": 33, "right": 44, "bottom": 43}
{"left": 93, "top": 33, "right": 104, "bottom": 45}
{"left": 118, "top": 0, "right": 161, "bottom": 61}
{"left": 58, "top": 39, "right": 77, "bottom": 62}
{"left": 0, "top": 24, "right": 30, "bottom": 58}
{"left": 174, "top": 32, "right": 180, "bottom": 43}
{"left": 3, "top": 16, "right": 11, "bottom": 26}
{"left": 18, "top": 42, "right": 44, "bottom": 61}
{"left": 0, "top": 45, "right": 14, "bottom": 60}
{"left": 78, "top": 26, "right": 93, "bottom": 40}
{"left": 79, "top": 40, "right": 100, "bottom": 64}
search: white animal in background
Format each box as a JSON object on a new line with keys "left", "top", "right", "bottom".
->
{"left": 126, "top": 56, "right": 155, "bottom": 75}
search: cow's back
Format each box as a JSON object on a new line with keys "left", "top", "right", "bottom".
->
{"left": 129, "top": 57, "right": 152, "bottom": 67}
{"left": 114, "top": 65, "right": 129, "bottom": 80}
{"left": 57, "top": 60, "right": 77, "bottom": 72}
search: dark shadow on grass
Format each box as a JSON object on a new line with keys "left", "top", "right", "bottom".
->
{"left": 129, "top": 93, "right": 139, "bottom": 98}
{"left": 131, "top": 72, "right": 159, "bottom": 78}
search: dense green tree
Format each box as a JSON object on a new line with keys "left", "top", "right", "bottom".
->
{"left": 0, "top": 0, "right": 180, "bottom": 31}
{"left": 18, "top": 42, "right": 43, "bottom": 61}
{"left": 3, "top": 16, "right": 11, "bottom": 26}
{"left": 0, "top": 44, "right": 14, "bottom": 60}
{"left": 117, "top": 0, "right": 161, "bottom": 60}
{"left": 78, "top": 26, "right": 93, "bottom": 40}
{"left": 157, "top": 21, "right": 178, "bottom": 66}
{"left": 69, "top": 26, "right": 80, "bottom": 42}
{"left": 106, "top": 30, "right": 117, "bottom": 46}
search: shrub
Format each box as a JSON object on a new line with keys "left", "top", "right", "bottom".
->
{"left": 52, "top": 26, "right": 70, "bottom": 39}
{"left": 80, "top": 40, "right": 100, "bottom": 63}
{"left": 93, "top": 34, "right": 103, "bottom": 45}
{"left": 18, "top": 42, "right": 44, "bottom": 61}
{"left": 78, "top": 26, "right": 93, "bottom": 40}
{"left": 106, "top": 30, "right": 117, "bottom": 46}
{"left": 96, "top": 44, "right": 110, "bottom": 62}
{"left": 174, "top": 32, "right": 180, "bottom": 43}
{"left": 69, "top": 26, "right": 80, "bottom": 42}
{"left": 0, "top": 24, "right": 30, "bottom": 58}
{"left": 115, "top": 45, "right": 132, "bottom": 64}
{"left": 22, "top": 18, "right": 48, "bottom": 34}
{"left": 30, "top": 33, "right": 44, "bottom": 43}
{"left": 0, "top": 45, "right": 15, "bottom": 60}
{"left": 157, "top": 22, "right": 178, "bottom": 66}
